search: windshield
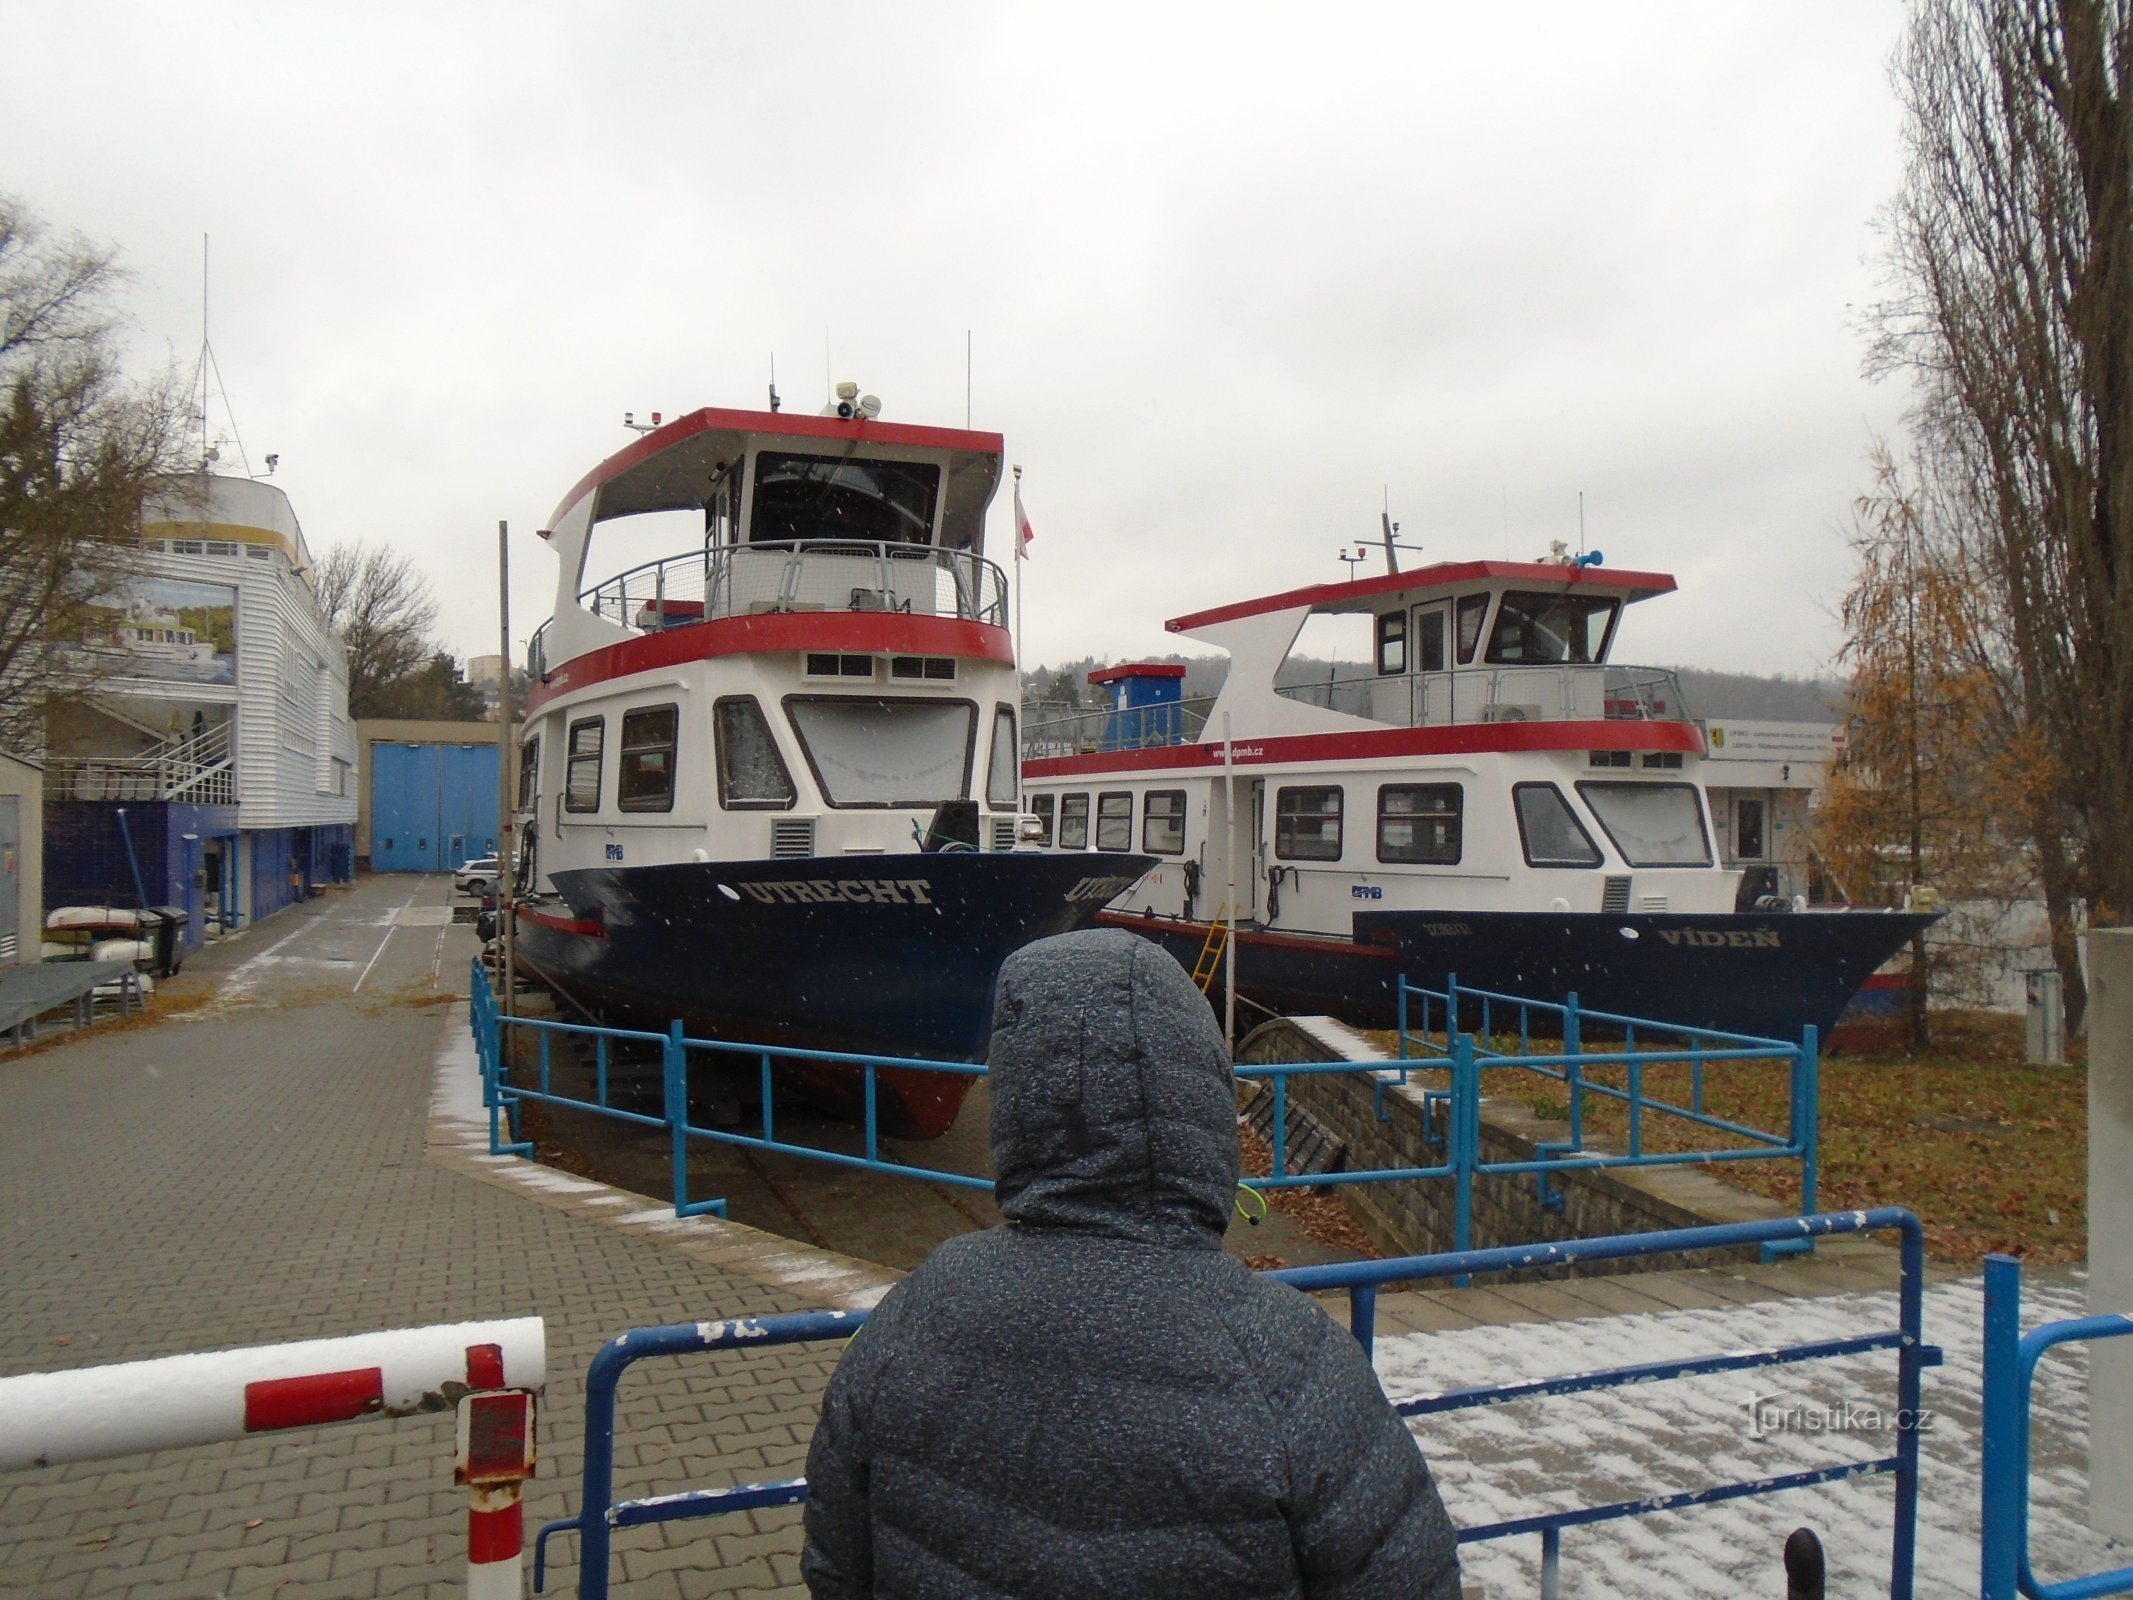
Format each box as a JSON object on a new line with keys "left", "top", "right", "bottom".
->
{"left": 1576, "top": 781, "right": 1712, "bottom": 866}
{"left": 785, "top": 696, "right": 974, "bottom": 807}
{"left": 1485, "top": 590, "right": 1619, "bottom": 664}
{"left": 751, "top": 452, "right": 941, "bottom": 545}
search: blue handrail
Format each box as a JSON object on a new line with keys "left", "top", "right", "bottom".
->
{"left": 532, "top": 1207, "right": 1936, "bottom": 1600}
{"left": 1980, "top": 1254, "right": 2133, "bottom": 1599}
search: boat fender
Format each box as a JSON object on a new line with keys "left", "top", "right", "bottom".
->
{"left": 1182, "top": 858, "right": 1201, "bottom": 904}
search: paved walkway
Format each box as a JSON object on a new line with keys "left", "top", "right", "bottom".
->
{"left": 0, "top": 877, "right": 855, "bottom": 1598}
{"left": 0, "top": 872, "right": 2029, "bottom": 1598}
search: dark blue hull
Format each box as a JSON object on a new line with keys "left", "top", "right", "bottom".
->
{"left": 1104, "top": 907, "right": 1935, "bottom": 1045}
{"left": 513, "top": 852, "right": 1151, "bottom": 1137}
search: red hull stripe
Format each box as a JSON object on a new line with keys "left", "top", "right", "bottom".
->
{"left": 1099, "top": 910, "right": 1398, "bottom": 959}
{"left": 1024, "top": 718, "right": 1705, "bottom": 779}
{"left": 243, "top": 1368, "right": 385, "bottom": 1432}
{"left": 515, "top": 906, "right": 605, "bottom": 938}
{"left": 1166, "top": 560, "right": 1677, "bottom": 633}
{"left": 551, "top": 407, "right": 1005, "bottom": 527}
{"left": 468, "top": 1503, "right": 524, "bottom": 1564}
{"left": 525, "top": 613, "right": 1012, "bottom": 715}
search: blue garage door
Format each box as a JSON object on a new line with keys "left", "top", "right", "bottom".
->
{"left": 371, "top": 743, "right": 500, "bottom": 872}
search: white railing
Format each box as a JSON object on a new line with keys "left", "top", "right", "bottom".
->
{"left": 1275, "top": 663, "right": 1691, "bottom": 728}
{"left": 1023, "top": 697, "right": 1216, "bottom": 758}
{"left": 528, "top": 540, "right": 1011, "bottom": 676}
{"left": 46, "top": 722, "right": 235, "bottom": 804}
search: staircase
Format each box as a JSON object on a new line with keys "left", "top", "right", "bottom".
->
{"left": 46, "top": 722, "right": 235, "bottom": 805}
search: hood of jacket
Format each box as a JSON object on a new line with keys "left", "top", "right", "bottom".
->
{"left": 986, "top": 927, "right": 1238, "bottom": 1248}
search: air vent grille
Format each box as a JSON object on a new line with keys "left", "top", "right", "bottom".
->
{"left": 0, "top": 934, "right": 16, "bottom": 961}
{"left": 1638, "top": 894, "right": 1669, "bottom": 912}
{"left": 990, "top": 818, "right": 1017, "bottom": 852}
{"left": 771, "top": 819, "right": 816, "bottom": 859}
{"left": 1601, "top": 876, "right": 1631, "bottom": 913}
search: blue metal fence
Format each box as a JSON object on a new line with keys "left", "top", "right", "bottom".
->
{"left": 530, "top": 1208, "right": 1936, "bottom": 1600}
{"left": 472, "top": 964, "right": 1818, "bottom": 1250}
{"left": 471, "top": 961, "right": 989, "bottom": 1216}
{"left": 1394, "top": 974, "right": 1818, "bottom": 1258}
{"left": 1979, "top": 1253, "right": 2133, "bottom": 1599}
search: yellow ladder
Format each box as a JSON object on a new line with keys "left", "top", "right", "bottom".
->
{"left": 1190, "top": 907, "right": 1231, "bottom": 993}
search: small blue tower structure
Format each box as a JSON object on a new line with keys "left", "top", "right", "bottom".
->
{"left": 1088, "top": 663, "right": 1186, "bottom": 751}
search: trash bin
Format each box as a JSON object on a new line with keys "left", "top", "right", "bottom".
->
{"left": 145, "top": 905, "right": 189, "bottom": 978}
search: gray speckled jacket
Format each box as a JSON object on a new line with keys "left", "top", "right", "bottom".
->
{"left": 802, "top": 928, "right": 1461, "bottom": 1599}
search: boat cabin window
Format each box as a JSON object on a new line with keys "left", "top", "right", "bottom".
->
{"left": 750, "top": 451, "right": 941, "bottom": 546}
{"left": 565, "top": 717, "right": 604, "bottom": 813}
{"left": 1576, "top": 781, "right": 1712, "bottom": 867}
{"left": 1095, "top": 791, "right": 1133, "bottom": 851}
{"left": 1275, "top": 786, "right": 1343, "bottom": 862}
{"left": 618, "top": 705, "right": 680, "bottom": 813}
{"left": 1059, "top": 792, "right": 1090, "bottom": 849}
{"left": 784, "top": 695, "right": 974, "bottom": 808}
{"left": 1416, "top": 606, "right": 1449, "bottom": 674}
{"left": 1028, "top": 793, "right": 1055, "bottom": 845}
{"left": 1377, "top": 784, "right": 1461, "bottom": 865}
{"left": 1376, "top": 611, "right": 1406, "bottom": 675}
{"left": 806, "top": 653, "right": 877, "bottom": 680}
{"left": 518, "top": 736, "right": 539, "bottom": 807}
{"left": 1512, "top": 782, "right": 1601, "bottom": 868}
{"left": 714, "top": 696, "right": 796, "bottom": 809}
{"left": 891, "top": 656, "right": 957, "bottom": 681}
{"left": 1484, "top": 590, "right": 1620, "bottom": 665}
{"left": 1456, "top": 594, "right": 1489, "bottom": 664}
{"left": 1143, "top": 790, "right": 1186, "bottom": 855}
{"left": 986, "top": 706, "right": 1018, "bottom": 810}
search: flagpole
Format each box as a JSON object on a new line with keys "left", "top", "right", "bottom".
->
{"left": 1011, "top": 463, "right": 1026, "bottom": 681}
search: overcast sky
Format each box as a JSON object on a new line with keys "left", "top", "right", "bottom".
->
{"left": 3, "top": 2, "right": 1914, "bottom": 681}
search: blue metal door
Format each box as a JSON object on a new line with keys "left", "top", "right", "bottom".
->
{"left": 370, "top": 742, "right": 499, "bottom": 872}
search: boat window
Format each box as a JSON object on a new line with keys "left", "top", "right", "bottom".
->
{"left": 518, "top": 736, "right": 540, "bottom": 808}
{"left": 1275, "top": 786, "right": 1343, "bottom": 862}
{"left": 806, "top": 653, "right": 876, "bottom": 680}
{"left": 1095, "top": 792, "right": 1134, "bottom": 851}
{"left": 750, "top": 452, "right": 941, "bottom": 546}
{"left": 891, "top": 656, "right": 957, "bottom": 681}
{"left": 1576, "top": 781, "right": 1712, "bottom": 867}
{"left": 1376, "top": 611, "right": 1406, "bottom": 675}
{"left": 1377, "top": 784, "right": 1461, "bottom": 865}
{"left": 1513, "top": 782, "right": 1602, "bottom": 868}
{"left": 1456, "top": 594, "right": 1490, "bottom": 664}
{"left": 618, "top": 705, "right": 680, "bottom": 813}
{"left": 1059, "top": 792, "right": 1090, "bottom": 848}
{"left": 1143, "top": 790, "right": 1186, "bottom": 855}
{"left": 565, "top": 717, "right": 604, "bottom": 813}
{"left": 1588, "top": 750, "right": 1633, "bottom": 768}
{"left": 1485, "top": 590, "right": 1620, "bottom": 665}
{"left": 1028, "top": 793, "right": 1055, "bottom": 845}
{"left": 714, "top": 696, "right": 796, "bottom": 809}
{"left": 986, "top": 706, "right": 1018, "bottom": 810}
{"left": 784, "top": 695, "right": 974, "bottom": 808}
{"left": 1416, "top": 606, "right": 1449, "bottom": 674}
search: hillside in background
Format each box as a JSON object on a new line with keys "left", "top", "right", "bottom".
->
{"left": 1026, "top": 657, "right": 1845, "bottom": 724}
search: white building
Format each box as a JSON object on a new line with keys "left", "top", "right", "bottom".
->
{"left": 41, "top": 473, "right": 357, "bottom": 943}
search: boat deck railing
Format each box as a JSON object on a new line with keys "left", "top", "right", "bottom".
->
{"left": 1022, "top": 696, "right": 1217, "bottom": 758}
{"left": 1276, "top": 662, "right": 1691, "bottom": 728}
{"left": 529, "top": 540, "right": 1009, "bottom": 677}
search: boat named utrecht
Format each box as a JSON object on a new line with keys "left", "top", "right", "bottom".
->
{"left": 511, "top": 389, "right": 1150, "bottom": 1138}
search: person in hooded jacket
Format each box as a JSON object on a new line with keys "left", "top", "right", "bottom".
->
{"left": 802, "top": 927, "right": 1462, "bottom": 1600}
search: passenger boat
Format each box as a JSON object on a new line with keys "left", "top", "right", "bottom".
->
{"left": 1020, "top": 547, "right": 1933, "bottom": 1044}
{"left": 512, "top": 390, "right": 1151, "bottom": 1137}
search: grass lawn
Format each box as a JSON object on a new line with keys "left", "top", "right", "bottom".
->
{"left": 1367, "top": 1012, "right": 2087, "bottom": 1269}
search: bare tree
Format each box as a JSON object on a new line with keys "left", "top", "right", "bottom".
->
{"left": 1869, "top": 0, "right": 2133, "bottom": 1029}
{"left": 0, "top": 197, "right": 186, "bottom": 749}
{"left": 314, "top": 542, "right": 442, "bottom": 718}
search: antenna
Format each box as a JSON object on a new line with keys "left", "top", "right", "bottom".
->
{"left": 768, "top": 353, "right": 781, "bottom": 413}
{"left": 1337, "top": 547, "right": 1367, "bottom": 579}
{"left": 965, "top": 329, "right": 972, "bottom": 428}
{"left": 1380, "top": 486, "right": 1401, "bottom": 574}
{"left": 1578, "top": 490, "right": 1586, "bottom": 557}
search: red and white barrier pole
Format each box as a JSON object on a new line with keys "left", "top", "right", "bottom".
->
{"left": 0, "top": 1317, "right": 543, "bottom": 1470}
{"left": 457, "top": 1341, "right": 535, "bottom": 1600}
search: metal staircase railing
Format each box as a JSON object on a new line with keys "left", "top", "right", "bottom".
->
{"left": 46, "top": 722, "right": 235, "bottom": 804}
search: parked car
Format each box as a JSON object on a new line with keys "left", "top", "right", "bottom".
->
{"left": 454, "top": 856, "right": 500, "bottom": 895}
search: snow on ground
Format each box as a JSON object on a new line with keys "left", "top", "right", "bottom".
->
{"left": 1376, "top": 1274, "right": 2128, "bottom": 1597}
